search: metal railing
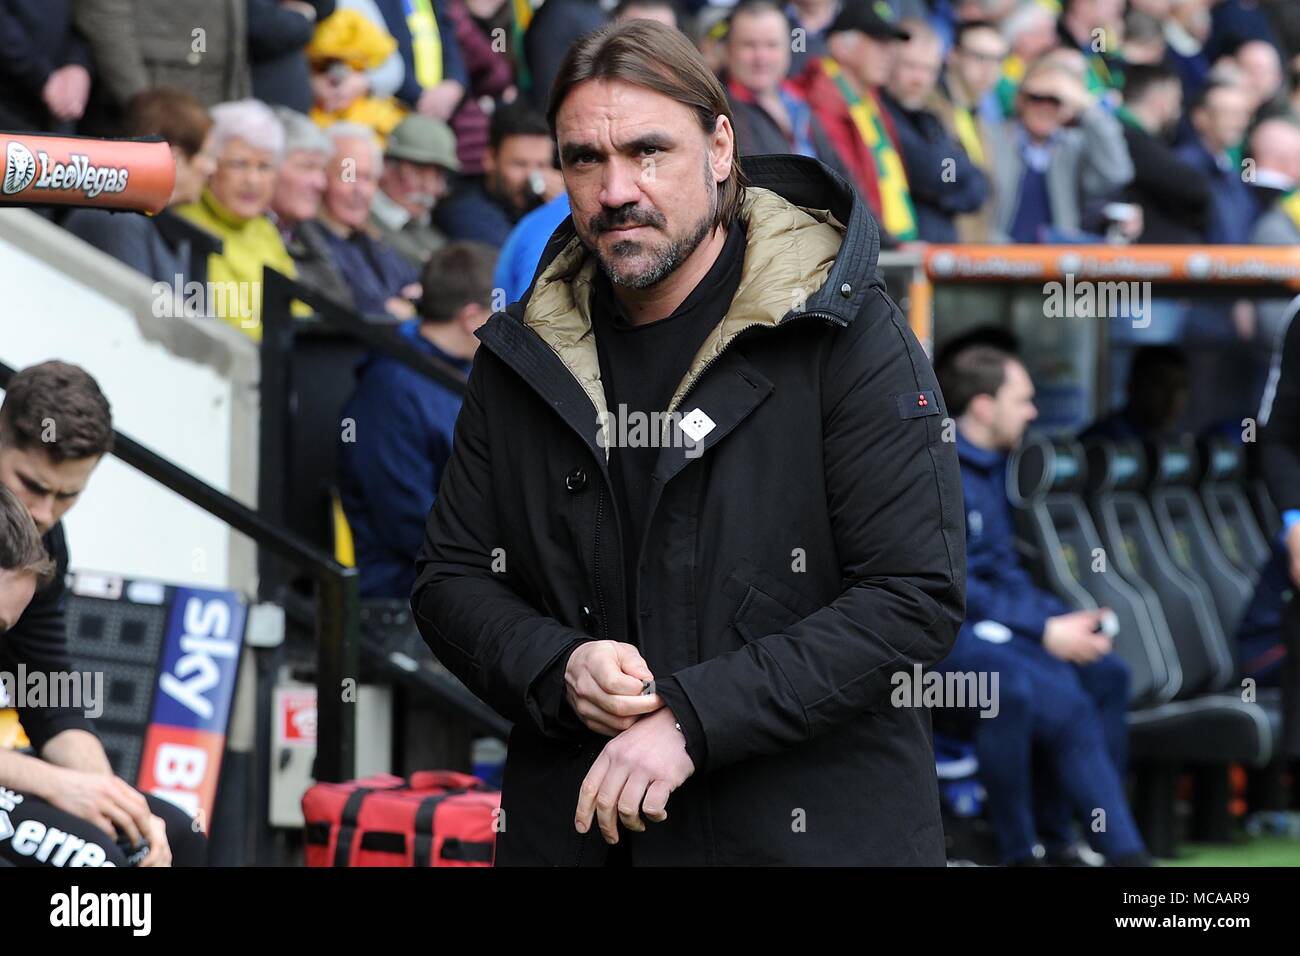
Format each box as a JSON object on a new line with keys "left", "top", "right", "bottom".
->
{"left": 258, "top": 268, "right": 469, "bottom": 563}
{"left": 259, "top": 270, "right": 516, "bottom": 740}
{"left": 0, "top": 359, "right": 359, "bottom": 783}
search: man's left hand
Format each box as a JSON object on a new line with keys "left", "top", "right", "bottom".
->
{"left": 575, "top": 706, "right": 695, "bottom": 843}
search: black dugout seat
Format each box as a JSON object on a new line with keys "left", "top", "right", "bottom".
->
{"left": 1009, "top": 437, "right": 1170, "bottom": 706}
{"left": 1012, "top": 436, "right": 1273, "bottom": 767}
{"left": 1146, "top": 438, "right": 1256, "bottom": 641}
{"left": 1085, "top": 439, "right": 1233, "bottom": 696}
{"left": 1197, "top": 436, "right": 1270, "bottom": 582}
{"left": 1016, "top": 436, "right": 1278, "bottom": 854}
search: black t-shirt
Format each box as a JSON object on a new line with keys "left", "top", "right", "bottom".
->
{"left": 589, "top": 220, "right": 748, "bottom": 616}
{"left": 0, "top": 522, "right": 91, "bottom": 752}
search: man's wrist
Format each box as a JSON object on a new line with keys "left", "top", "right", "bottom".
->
{"left": 0, "top": 748, "right": 53, "bottom": 800}
{"left": 654, "top": 676, "right": 706, "bottom": 770}
{"left": 41, "top": 729, "right": 112, "bottom": 775}
{"left": 1282, "top": 509, "right": 1300, "bottom": 535}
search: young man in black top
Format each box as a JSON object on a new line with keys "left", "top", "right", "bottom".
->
{"left": 0, "top": 361, "right": 205, "bottom": 866}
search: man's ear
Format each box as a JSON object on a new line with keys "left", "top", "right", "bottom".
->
{"left": 967, "top": 392, "right": 996, "bottom": 425}
{"left": 459, "top": 303, "right": 491, "bottom": 334}
{"left": 710, "top": 114, "right": 735, "bottom": 184}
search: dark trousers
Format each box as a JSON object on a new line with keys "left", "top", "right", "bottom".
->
{"left": 0, "top": 783, "right": 207, "bottom": 867}
{"left": 937, "top": 626, "right": 1146, "bottom": 863}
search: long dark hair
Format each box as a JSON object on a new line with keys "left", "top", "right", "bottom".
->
{"left": 547, "top": 19, "right": 749, "bottom": 231}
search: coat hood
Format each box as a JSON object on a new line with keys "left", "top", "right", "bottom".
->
{"left": 493, "top": 154, "right": 881, "bottom": 419}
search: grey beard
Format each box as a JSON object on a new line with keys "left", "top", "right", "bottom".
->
{"left": 598, "top": 178, "right": 719, "bottom": 290}
{"left": 601, "top": 212, "right": 713, "bottom": 289}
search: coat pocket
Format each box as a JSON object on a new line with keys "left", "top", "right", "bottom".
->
{"left": 724, "top": 559, "right": 821, "bottom": 644}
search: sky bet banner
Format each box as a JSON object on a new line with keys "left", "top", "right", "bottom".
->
{"left": 137, "top": 587, "right": 246, "bottom": 824}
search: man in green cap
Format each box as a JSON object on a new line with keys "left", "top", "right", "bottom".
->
{"left": 370, "top": 114, "right": 461, "bottom": 267}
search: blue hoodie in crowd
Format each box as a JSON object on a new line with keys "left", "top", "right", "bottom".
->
{"left": 494, "top": 193, "right": 570, "bottom": 304}
{"left": 956, "top": 429, "right": 1069, "bottom": 641}
{"left": 337, "top": 319, "right": 473, "bottom": 598}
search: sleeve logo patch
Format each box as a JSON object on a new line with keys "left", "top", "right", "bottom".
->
{"left": 896, "top": 389, "right": 941, "bottom": 420}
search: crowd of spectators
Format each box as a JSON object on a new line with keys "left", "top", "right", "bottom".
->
{"left": 4, "top": 0, "right": 1298, "bottom": 328}
{"left": 5, "top": 0, "right": 1300, "bottom": 866}
{"left": 7, "top": 0, "right": 1298, "bottom": 622}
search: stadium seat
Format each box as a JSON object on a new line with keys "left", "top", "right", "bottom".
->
{"left": 1198, "top": 436, "right": 1271, "bottom": 582}
{"left": 282, "top": 326, "right": 372, "bottom": 558}
{"left": 1085, "top": 439, "right": 1233, "bottom": 696}
{"left": 1145, "top": 438, "right": 1256, "bottom": 642}
{"left": 1250, "top": 480, "right": 1283, "bottom": 542}
{"left": 1086, "top": 440, "right": 1284, "bottom": 741}
{"left": 1009, "top": 435, "right": 1170, "bottom": 705}
{"left": 1014, "top": 436, "right": 1273, "bottom": 765}
{"left": 1015, "top": 436, "right": 1279, "bottom": 854}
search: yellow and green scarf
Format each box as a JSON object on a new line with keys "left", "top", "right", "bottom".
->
{"left": 823, "top": 57, "right": 918, "bottom": 240}
{"left": 404, "top": 0, "right": 444, "bottom": 88}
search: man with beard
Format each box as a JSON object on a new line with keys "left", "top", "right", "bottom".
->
{"left": 370, "top": 115, "right": 461, "bottom": 267}
{"left": 411, "top": 19, "right": 964, "bottom": 865}
{"left": 433, "top": 102, "right": 564, "bottom": 247}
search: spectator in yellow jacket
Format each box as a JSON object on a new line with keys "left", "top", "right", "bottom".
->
{"left": 177, "top": 99, "right": 303, "bottom": 341}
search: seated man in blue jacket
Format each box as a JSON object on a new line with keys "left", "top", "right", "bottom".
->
{"left": 338, "top": 240, "right": 497, "bottom": 598}
{"left": 935, "top": 341, "right": 1149, "bottom": 866}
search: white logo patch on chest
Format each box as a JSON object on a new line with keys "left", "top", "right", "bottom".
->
{"left": 679, "top": 408, "right": 716, "bottom": 443}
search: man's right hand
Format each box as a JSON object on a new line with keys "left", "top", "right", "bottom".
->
{"left": 564, "top": 640, "right": 664, "bottom": 736}
{"left": 1043, "top": 611, "right": 1111, "bottom": 664}
{"left": 42, "top": 765, "right": 155, "bottom": 845}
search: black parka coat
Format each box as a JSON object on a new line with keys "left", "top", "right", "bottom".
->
{"left": 412, "top": 155, "right": 966, "bottom": 865}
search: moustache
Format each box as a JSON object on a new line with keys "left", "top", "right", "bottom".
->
{"left": 591, "top": 206, "right": 666, "bottom": 234}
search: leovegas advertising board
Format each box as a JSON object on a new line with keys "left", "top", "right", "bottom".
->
{"left": 923, "top": 245, "right": 1300, "bottom": 289}
{"left": 0, "top": 132, "right": 174, "bottom": 214}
